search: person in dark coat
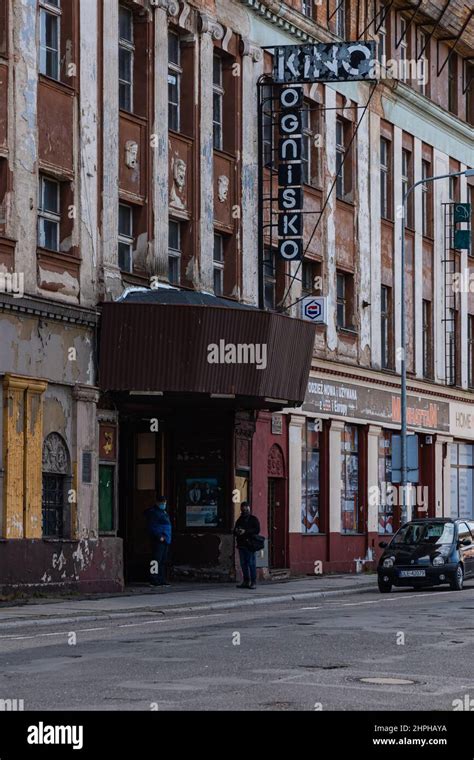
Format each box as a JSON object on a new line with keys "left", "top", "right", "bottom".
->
{"left": 144, "top": 495, "right": 172, "bottom": 587}
{"left": 233, "top": 501, "right": 260, "bottom": 589}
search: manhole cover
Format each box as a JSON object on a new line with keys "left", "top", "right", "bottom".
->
{"left": 358, "top": 677, "right": 415, "bottom": 686}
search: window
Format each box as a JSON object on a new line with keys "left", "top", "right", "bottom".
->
{"left": 448, "top": 53, "right": 457, "bottom": 114}
{"left": 421, "top": 160, "right": 432, "bottom": 236}
{"left": 378, "top": 2, "right": 387, "bottom": 64}
{"left": 381, "top": 285, "right": 392, "bottom": 369}
{"left": 401, "top": 149, "right": 413, "bottom": 227}
{"left": 262, "top": 84, "right": 274, "bottom": 168}
{"left": 42, "top": 432, "right": 71, "bottom": 539}
{"left": 467, "top": 63, "right": 474, "bottom": 127}
{"left": 380, "top": 138, "right": 391, "bottom": 219}
{"left": 450, "top": 443, "right": 474, "bottom": 520}
{"left": 39, "top": 0, "right": 61, "bottom": 80}
{"left": 264, "top": 249, "right": 276, "bottom": 310}
{"left": 417, "top": 29, "right": 428, "bottom": 96}
{"left": 446, "top": 308, "right": 456, "bottom": 385}
{"left": 336, "top": 118, "right": 353, "bottom": 200}
{"left": 38, "top": 176, "right": 60, "bottom": 251}
{"left": 118, "top": 203, "right": 133, "bottom": 272}
{"left": 422, "top": 299, "right": 432, "bottom": 378}
{"left": 399, "top": 16, "right": 408, "bottom": 82}
{"left": 448, "top": 174, "right": 459, "bottom": 205}
{"left": 468, "top": 315, "right": 474, "bottom": 389}
{"left": 213, "top": 55, "right": 224, "bottom": 151}
{"left": 341, "top": 424, "right": 360, "bottom": 534}
{"left": 119, "top": 6, "right": 134, "bottom": 111}
{"left": 301, "top": 260, "right": 321, "bottom": 297}
{"left": 378, "top": 430, "right": 393, "bottom": 534}
{"left": 168, "top": 32, "right": 181, "bottom": 132}
{"left": 301, "top": 419, "right": 322, "bottom": 534}
{"left": 336, "top": 271, "right": 353, "bottom": 329}
{"left": 213, "top": 233, "right": 224, "bottom": 296}
{"left": 301, "top": 102, "right": 320, "bottom": 187}
{"left": 335, "top": 0, "right": 346, "bottom": 38}
{"left": 301, "top": 0, "right": 312, "bottom": 19}
{"left": 168, "top": 220, "right": 181, "bottom": 285}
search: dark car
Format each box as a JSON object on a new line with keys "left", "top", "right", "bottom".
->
{"left": 377, "top": 518, "right": 474, "bottom": 593}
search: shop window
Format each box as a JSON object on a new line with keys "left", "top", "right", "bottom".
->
{"left": 42, "top": 433, "right": 71, "bottom": 538}
{"left": 381, "top": 285, "right": 393, "bottom": 369}
{"left": 380, "top": 137, "right": 392, "bottom": 220}
{"left": 39, "top": 0, "right": 61, "bottom": 80}
{"left": 301, "top": 101, "right": 321, "bottom": 187}
{"left": 168, "top": 31, "right": 181, "bottom": 132}
{"left": 168, "top": 219, "right": 181, "bottom": 285}
{"left": 450, "top": 443, "right": 474, "bottom": 520}
{"left": 421, "top": 159, "right": 433, "bottom": 237}
{"left": 336, "top": 117, "right": 353, "bottom": 201}
{"left": 38, "top": 175, "right": 60, "bottom": 251}
{"left": 341, "top": 424, "right": 360, "bottom": 534}
{"left": 118, "top": 202, "right": 134, "bottom": 272}
{"left": 264, "top": 248, "right": 276, "bottom": 310}
{"left": 401, "top": 148, "right": 413, "bottom": 227}
{"left": 99, "top": 465, "right": 115, "bottom": 533}
{"left": 468, "top": 315, "right": 474, "bottom": 389}
{"left": 336, "top": 270, "right": 354, "bottom": 330}
{"left": 448, "top": 53, "right": 458, "bottom": 115}
{"left": 301, "top": 419, "right": 322, "bottom": 534}
{"left": 422, "top": 299, "right": 432, "bottom": 379}
{"left": 213, "top": 232, "right": 224, "bottom": 296}
{"left": 378, "top": 430, "right": 393, "bottom": 534}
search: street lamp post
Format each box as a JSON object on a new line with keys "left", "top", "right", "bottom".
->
{"left": 399, "top": 168, "right": 474, "bottom": 520}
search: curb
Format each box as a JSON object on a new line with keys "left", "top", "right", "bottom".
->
{"left": 0, "top": 582, "right": 376, "bottom": 630}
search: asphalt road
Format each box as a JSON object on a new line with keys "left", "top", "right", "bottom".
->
{"left": 0, "top": 585, "right": 473, "bottom": 711}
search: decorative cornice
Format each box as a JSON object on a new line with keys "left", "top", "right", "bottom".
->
{"left": 72, "top": 384, "right": 100, "bottom": 404}
{"left": 0, "top": 292, "right": 99, "bottom": 328}
{"left": 238, "top": 0, "right": 319, "bottom": 44}
{"left": 240, "top": 37, "right": 263, "bottom": 62}
{"left": 198, "top": 12, "right": 225, "bottom": 41}
{"left": 150, "top": 0, "right": 180, "bottom": 17}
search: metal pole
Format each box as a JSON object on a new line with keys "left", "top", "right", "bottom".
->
{"left": 399, "top": 169, "right": 469, "bottom": 524}
{"left": 257, "top": 80, "right": 264, "bottom": 310}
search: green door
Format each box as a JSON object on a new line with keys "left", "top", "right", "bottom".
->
{"left": 99, "top": 465, "right": 114, "bottom": 532}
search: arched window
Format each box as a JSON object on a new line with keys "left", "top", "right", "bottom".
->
{"left": 42, "top": 433, "right": 71, "bottom": 538}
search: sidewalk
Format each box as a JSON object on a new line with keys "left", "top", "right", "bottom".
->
{"left": 0, "top": 574, "right": 377, "bottom": 628}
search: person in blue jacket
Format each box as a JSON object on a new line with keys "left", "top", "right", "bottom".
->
{"left": 144, "top": 495, "right": 172, "bottom": 587}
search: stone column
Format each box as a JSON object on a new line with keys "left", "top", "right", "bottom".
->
{"left": 288, "top": 414, "right": 305, "bottom": 535}
{"left": 393, "top": 126, "right": 402, "bottom": 373}
{"left": 432, "top": 148, "right": 449, "bottom": 382}
{"left": 150, "top": 0, "right": 180, "bottom": 280}
{"left": 367, "top": 425, "right": 382, "bottom": 535}
{"left": 101, "top": 0, "right": 121, "bottom": 299}
{"left": 72, "top": 384, "right": 100, "bottom": 540}
{"left": 369, "top": 111, "right": 381, "bottom": 369}
{"left": 198, "top": 13, "right": 224, "bottom": 292}
{"left": 329, "top": 419, "right": 344, "bottom": 535}
{"left": 413, "top": 137, "right": 423, "bottom": 377}
{"left": 240, "top": 38, "right": 262, "bottom": 307}
{"left": 325, "top": 87, "right": 337, "bottom": 352}
{"left": 434, "top": 435, "right": 453, "bottom": 517}
{"left": 24, "top": 380, "right": 48, "bottom": 538}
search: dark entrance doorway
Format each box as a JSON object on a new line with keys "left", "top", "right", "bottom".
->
{"left": 267, "top": 445, "right": 287, "bottom": 569}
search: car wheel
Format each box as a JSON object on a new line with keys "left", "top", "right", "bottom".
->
{"left": 378, "top": 578, "right": 392, "bottom": 594}
{"left": 450, "top": 564, "right": 464, "bottom": 591}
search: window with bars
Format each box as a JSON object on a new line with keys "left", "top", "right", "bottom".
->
{"left": 38, "top": 175, "right": 60, "bottom": 251}
{"left": 42, "top": 433, "right": 70, "bottom": 539}
{"left": 39, "top": 0, "right": 61, "bottom": 80}
{"left": 168, "top": 219, "right": 181, "bottom": 285}
{"left": 168, "top": 32, "right": 181, "bottom": 132}
{"left": 213, "top": 233, "right": 224, "bottom": 296}
{"left": 118, "top": 203, "right": 134, "bottom": 272}
{"left": 213, "top": 55, "right": 224, "bottom": 151}
{"left": 119, "top": 6, "right": 134, "bottom": 111}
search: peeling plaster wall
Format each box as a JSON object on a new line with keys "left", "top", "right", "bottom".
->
{"left": 0, "top": 314, "right": 94, "bottom": 386}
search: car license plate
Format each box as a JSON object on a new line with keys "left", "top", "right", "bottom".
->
{"left": 399, "top": 569, "right": 426, "bottom": 578}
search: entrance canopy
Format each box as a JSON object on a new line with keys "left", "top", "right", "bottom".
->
{"left": 99, "top": 290, "right": 314, "bottom": 408}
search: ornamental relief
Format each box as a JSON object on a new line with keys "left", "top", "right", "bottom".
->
{"left": 268, "top": 444, "right": 284, "bottom": 477}
{"left": 42, "top": 433, "right": 70, "bottom": 475}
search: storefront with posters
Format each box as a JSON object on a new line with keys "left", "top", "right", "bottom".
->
{"left": 287, "top": 368, "right": 451, "bottom": 574}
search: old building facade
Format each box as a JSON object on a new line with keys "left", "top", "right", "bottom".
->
{"left": 0, "top": 0, "right": 472, "bottom": 590}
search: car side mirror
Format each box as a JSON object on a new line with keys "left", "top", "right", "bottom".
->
{"left": 460, "top": 537, "right": 472, "bottom": 547}
{"left": 379, "top": 541, "right": 388, "bottom": 548}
